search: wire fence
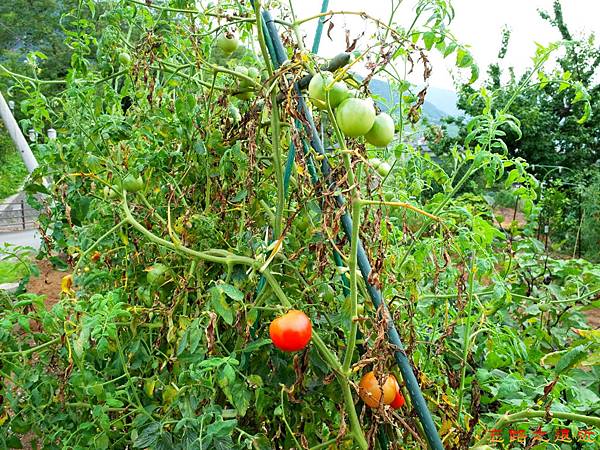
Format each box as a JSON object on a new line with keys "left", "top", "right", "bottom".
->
{"left": 0, "top": 199, "right": 38, "bottom": 232}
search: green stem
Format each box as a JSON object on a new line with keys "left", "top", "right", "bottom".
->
{"left": 122, "top": 191, "right": 255, "bottom": 267}
{"left": 342, "top": 197, "right": 360, "bottom": 373}
{"left": 457, "top": 254, "right": 476, "bottom": 425}
{"left": 0, "top": 337, "right": 61, "bottom": 357}
{"left": 73, "top": 219, "right": 126, "bottom": 274}
{"left": 309, "top": 437, "right": 351, "bottom": 450}
{"left": 253, "top": 1, "right": 274, "bottom": 77}
{"left": 270, "top": 92, "right": 284, "bottom": 238}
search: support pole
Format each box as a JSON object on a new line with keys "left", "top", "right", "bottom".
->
{"left": 0, "top": 91, "right": 38, "bottom": 173}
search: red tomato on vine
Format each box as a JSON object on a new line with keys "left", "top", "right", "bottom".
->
{"left": 269, "top": 310, "right": 312, "bottom": 352}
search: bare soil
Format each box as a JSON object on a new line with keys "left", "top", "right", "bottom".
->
{"left": 26, "top": 259, "right": 64, "bottom": 310}
{"left": 494, "top": 206, "right": 528, "bottom": 229}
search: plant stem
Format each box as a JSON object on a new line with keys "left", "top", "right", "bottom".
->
{"left": 0, "top": 336, "right": 61, "bottom": 357}
{"left": 342, "top": 197, "right": 360, "bottom": 373}
{"left": 270, "top": 94, "right": 284, "bottom": 238}
{"left": 457, "top": 254, "right": 476, "bottom": 425}
{"left": 253, "top": 1, "right": 274, "bottom": 77}
{"left": 359, "top": 199, "right": 439, "bottom": 221}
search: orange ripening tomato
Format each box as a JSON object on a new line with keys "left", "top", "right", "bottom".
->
{"left": 358, "top": 371, "right": 397, "bottom": 408}
{"left": 269, "top": 310, "right": 312, "bottom": 352}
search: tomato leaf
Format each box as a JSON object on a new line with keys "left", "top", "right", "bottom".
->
{"left": 133, "top": 422, "right": 161, "bottom": 448}
{"left": 555, "top": 344, "right": 591, "bottom": 374}
{"left": 219, "top": 283, "right": 244, "bottom": 302}
{"left": 210, "top": 287, "right": 234, "bottom": 325}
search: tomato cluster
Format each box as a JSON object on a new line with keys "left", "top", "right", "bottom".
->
{"left": 307, "top": 72, "right": 396, "bottom": 147}
{"left": 358, "top": 371, "right": 405, "bottom": 409}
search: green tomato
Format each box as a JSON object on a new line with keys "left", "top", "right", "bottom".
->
{"left": 103, "top": 184, "right": 120, "bottom": 199}
{"left": 247, "top": 66, "right": 260, "bottom": 80}
{"left": 118, "top": 52, "right": 131, "bottom": 66}
{"left": 136, "top": 285, "right": 153, "bottom": 307}
{"left": 308, "top": 73, "right": 350, "bottom": 110}
{"left": 122, "top": 173, "right": 144, "bottom": 193}
{"left": 217, "top": 32, "right": 239, "bottom": 54}
{"left": 147, "top": 263, "right": 169, "bottom": 287}
{"left": 376, "top": 162, "right": 392, "bottom": 177}
{"left": 235, "top": 66, "right": 254, "bottom": 100}
{"left": 369, "top": 158, "right": 382, "bottom": 169}
{"left": 335, "top": 98, "right": 376, "bottom": 137}
{"left": 365, "top": 112, "right": 395, "bottom": 147}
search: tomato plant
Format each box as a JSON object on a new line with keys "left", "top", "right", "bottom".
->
{"left": 1, "top": 1, "right": 598, "bottom": 449}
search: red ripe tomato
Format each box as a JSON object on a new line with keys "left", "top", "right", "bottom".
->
{"left": 269, "top": 310, "right": 312, "bottom": 352}
{"left": 390, "top": 389, "right": 405, "bottom": 409}
{"left": 358, "top": 372, "right": 397, "bottom": 408}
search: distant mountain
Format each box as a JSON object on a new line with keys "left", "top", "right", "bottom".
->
{"left": 368, "top": 78, "right": 460, "bottom": 124}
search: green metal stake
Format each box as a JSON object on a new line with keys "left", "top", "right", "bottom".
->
{"left": 311, "top": 0, "right": 330, "bottom": 54}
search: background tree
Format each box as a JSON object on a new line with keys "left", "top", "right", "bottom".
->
{"left": 426, "top": 0, "right": 599, "bottom": 259}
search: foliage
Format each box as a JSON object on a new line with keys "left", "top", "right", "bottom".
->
{"left": 0, "top": 1, "right": 598, "bottom": 449}
{"left": 426, "top": 0, "right": 599, "bottom": 260}
{"left": 0, "top": 125, "right": 28, "bottom": 199}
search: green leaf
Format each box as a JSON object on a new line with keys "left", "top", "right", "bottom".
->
{"left": 423, "top": 31, "right": 436, "bottom": 50}
{"left": 443, "top": 41, "right": 457, "bottom": 58}
{"left": 469, "top": 63, "right": 479, "bottom": 84}
{"left": 219, "top": 283, "right": 244, "bottom": 302}
{"left": 210, "top": 287, "right": 234, "bottom": 325}
{"left": 94, "top": 433, "right": 109, "bottom": 449}
{"left": 5, "top": 436, "right": 23, "bottom": 449}
{"left": 133, "top": 422, "right": 161, "bottom": 448}
{"left": 456, "top": 48, "right": 473, "bottom": 68}
{"left": 555, "top": 344, "right": 590, "bottom": 374}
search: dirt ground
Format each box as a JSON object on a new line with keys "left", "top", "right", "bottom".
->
{"left": 27, "top": 259, "right": 64, "bottom": 310}
{"left": 494, "top": 206, "right": 528, "bottom": 229}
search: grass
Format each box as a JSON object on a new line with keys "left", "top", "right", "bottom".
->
{"left": 0, "top": 260, "right": 27, "bottom": 284}
{"left": 0, "top": 126, "right": 28, "bottom": 200}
